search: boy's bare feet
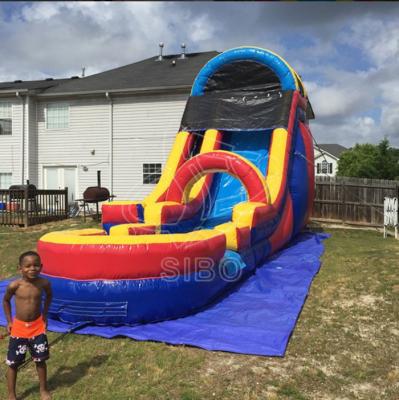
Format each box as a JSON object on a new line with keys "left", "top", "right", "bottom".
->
{"left": 40, "top": 390, "right": 51, "bottom": 400}
{"left": 8, "top": 395, "right": 17, "bottom": 400}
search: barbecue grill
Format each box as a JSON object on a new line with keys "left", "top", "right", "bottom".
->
{"left": 76, "top": 171, "right": 113, "bottom": 221}
{"left": 9, "top": 184, "right": 37, "bottom": 199}
{"left": 83, "top": 186, "right": 110, "bottom": 203}
{"left": 8, "top": 184, "right": 38, "bottom": 213}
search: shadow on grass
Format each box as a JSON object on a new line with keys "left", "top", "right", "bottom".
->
{"left": 19, "top": 354, "right": 108, "bottom": 399}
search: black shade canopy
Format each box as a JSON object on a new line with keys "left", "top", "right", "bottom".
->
{"left": 181, "top": 90, "right": 293, "bottom": 131}
{"left": 204, "top": 60, "right": 281, "bottom": 93}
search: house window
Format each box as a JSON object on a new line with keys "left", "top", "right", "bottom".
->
{"left": 143, "top": 163, "right": 162, "bottom": 184}
{"left": 46, "top": 103, "right": 69, "bottom": 129}
{"left": 0, "top": 103, "right": 12, "bottom": 135}
{"left": 320, "top": 160, "right": 333, "bottom": 174}
{"left": 317, "top": 163, "right": 321, "bottom": 174}
{"left": 0, "top": 173, "right": 12, "bottom": 189}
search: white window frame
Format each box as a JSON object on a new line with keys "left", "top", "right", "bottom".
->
{"left": 143, "top": 163, "right": 162, "bottom": 184}
{"left": 0, "top": 172, "right": 12, "bottom": 189}
{"left": 321, "top": 160, "right": 328, "bottom": 174}
{"left": 0, "top": 102, "right": 12, "bottom": 135}
{"left": 45, "top": 102, "right": 70, "bottom": 130}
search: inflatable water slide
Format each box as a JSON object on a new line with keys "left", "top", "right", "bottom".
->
{"left": 38, "top": 47, "right": 315, "bottom": 326}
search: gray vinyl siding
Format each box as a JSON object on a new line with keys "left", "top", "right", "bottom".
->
{"left": 0, "top": 98, "right": 23, "bottom": 185}
{"left": 113, "top": 93, "right": 188, "bottom": 200}
{"left": 36, "top": 98, "right": 110, "bottom": 199}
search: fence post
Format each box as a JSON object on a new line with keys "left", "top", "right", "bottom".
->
{"left": 341, "top": 180, "right": 346, "bottom": 223}
{"left": 23, "top": 186, "right": 29, "bottom": 228}
{"left": 65, "top": 188, "right": 69, "bottom": 219}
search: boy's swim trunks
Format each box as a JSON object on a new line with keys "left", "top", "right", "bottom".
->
{"left": 5, "top": 316, "right": 49, "bottom": 367}
{"left": 10, "top": 315, "right": 46, "bottom": 338}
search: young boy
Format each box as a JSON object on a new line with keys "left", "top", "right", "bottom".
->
{"left": 3, "top": 250, "right": 52, "bottom": 400}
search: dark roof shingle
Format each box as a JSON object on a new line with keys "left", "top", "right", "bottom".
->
{"left": 0, "top": 78, "right": 69, "bottom": 91}
{"left": 43, "top": 51, "right": 219, "bottom": 94}
{"left": 0, "top": 51, "right": 219, "bottom": 95}
{"left": 317, "top": 144, "right": 348, "bottom": 158}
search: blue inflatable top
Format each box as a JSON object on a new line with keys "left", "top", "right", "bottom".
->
{"left": 191, "top": 47, "right": 300, "bottom": 96}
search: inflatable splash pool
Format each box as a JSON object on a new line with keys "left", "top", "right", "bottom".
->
{"left": 38, "top": 47, "right": 315, "bottom": 325}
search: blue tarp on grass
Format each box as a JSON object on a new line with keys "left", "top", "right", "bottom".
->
{"left": 0, "top": 232, "right": 327, "bottom": 357}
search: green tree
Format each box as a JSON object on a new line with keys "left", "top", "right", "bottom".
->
{"left": 337, "top": 139, "right": 399, "bottom": 180}
{"left": 376, "top": 138, "right": 399, "bottom": 179}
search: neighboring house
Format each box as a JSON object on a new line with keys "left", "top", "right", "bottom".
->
{"left": 314, "top": 144, "right": 348, "bottom": 176}
{"left": 0, "top": 50, "right": 218, "bottom": 202}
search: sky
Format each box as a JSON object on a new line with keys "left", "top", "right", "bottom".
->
{"left": 0, "top": 1, "right": 398, "bottom": 147}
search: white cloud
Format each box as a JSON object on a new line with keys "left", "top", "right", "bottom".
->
{"left": 343, "top": 18, "right": 399, "bottom": 67}
{"left": 0, "top": 2, "right": 398, "bottom": 147}
{"left": 380, "top": 104, "right": 399, "bottom": 140}
{"left": 311, "top": 115, "right": 378, "bottom": 148}
{"left": 21, "top": 2, "right": 60, "bottom": 21}
{"left": 188, "top": 15, "right": 215, "bottom": 42}
{"left": 309, "top": 84, "right": 367, "bottom": 119}
{"left": 344, "top": 19, "right": 399, "bottom": 145}
{"left": 0, "top": 2, "right": 280, "bottom": 80}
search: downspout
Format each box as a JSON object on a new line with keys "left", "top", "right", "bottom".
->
{"left": 16, "top": 92, "right": 25, "bottom": 184}
{"left": 105, "top": 92, "right": 113, "bottom": 195}
{"left": 26, "top": 95, "right": 30, "bottom": 183}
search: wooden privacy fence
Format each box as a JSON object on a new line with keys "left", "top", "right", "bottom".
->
{"left": 0, "top": 188, "right": 68, "bottom": 227}
{"left": 312, "top": 176, "right": 399, "bottom": 227}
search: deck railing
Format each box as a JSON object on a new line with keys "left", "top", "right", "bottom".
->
{"left": 0, "top": 188, "right": 68, "bottom": 227}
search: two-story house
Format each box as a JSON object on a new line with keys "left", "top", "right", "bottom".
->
{"left": 0, "top": 50, "right": 218, "bottom": 202}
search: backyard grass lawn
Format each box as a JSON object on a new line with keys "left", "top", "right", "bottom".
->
{"left": 0, "top": 220, "right": 397, "bottom": 399}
